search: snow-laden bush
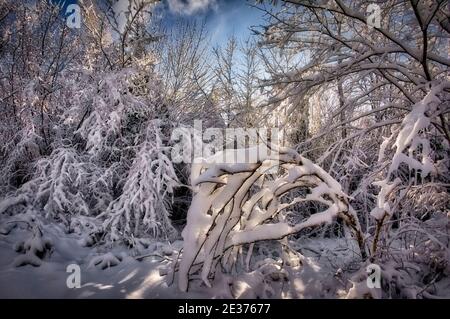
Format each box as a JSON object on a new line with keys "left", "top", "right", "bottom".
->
{"left": 0, "top": 129, "right": 44, "bottom": 194}
{"left": 73, "top": 69, "right": 158, "bottom": 161}
{"left": 11, "top": 218, "right": 53, "bottom": 267}
{"left": 343, "top": 83, "right": 450, "bottom": 299}
{"left": 0, "top": 68, "right": 182, "bottom": 245}
{"left": 178, "top": 145, "right": 366, "bottom": 292}
{"left": 99, "top": 120, "right": 180, "bottom": 243}
{"left": 370, "top": 82, "right": 450, "bottom": 256}
{"left": 0, "top": 148, "right": 108, "bottom": 224}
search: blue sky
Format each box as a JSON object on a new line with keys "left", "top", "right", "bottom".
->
{"left": 155, "top": 0, "right": 268, "bottom": 46}
{"left": 52, "top": 0, "right": 269, "bottom": 47}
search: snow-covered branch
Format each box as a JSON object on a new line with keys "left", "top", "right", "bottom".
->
{"left": 178, "top": 145, "right": 366, "bottom": 291}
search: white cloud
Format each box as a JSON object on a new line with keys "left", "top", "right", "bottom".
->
{"left": 167, "top": 0, "right": 217, "bottom": 15}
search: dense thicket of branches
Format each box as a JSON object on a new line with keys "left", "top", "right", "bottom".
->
{"left": 0, "top": 0, "right": 448, "bottom": 298}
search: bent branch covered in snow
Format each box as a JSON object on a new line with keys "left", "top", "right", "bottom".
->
{"left": 178, "top": 145, "right": 367, "bottom": 292}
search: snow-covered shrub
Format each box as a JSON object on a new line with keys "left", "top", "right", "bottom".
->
{"left": 33, "top": 148, "right": 99, "bottom": 218}
{"left": 99, "top": 120, "right": 180, "bottom": 243}
{"left": 0, "top": 129, "right": 44, "bottom": 194}
{"left": 0, "top": 57, "right": 185, "bottom": 230}
{"left": 178, "top": 145, "right": 366, "bottom": 292}
{"left": 12, "top": 221, "right": 53, "bottom": 267}
{"left": 0, "top": 66, "right": 183, "bottom": 246}
{"left": 74, "top": 69, "right": 156, "bottom": 160}
{"left": 64, "top": 68, "right": 181, "bottom": 243}
{"left": 0, "top": 147, "right": 109, "bottom": 224}
{"left": 370, "top": 82, "right": 450, "bottom": 256}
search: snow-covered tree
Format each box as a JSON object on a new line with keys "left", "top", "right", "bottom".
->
{"left": 99, "top": 120, "right": 180, "bottom": 242}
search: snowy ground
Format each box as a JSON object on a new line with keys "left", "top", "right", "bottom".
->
{"left": 0, "top": 221, "right": 185, "bottom": 299}
{"left": 0, "top": 219, "right": 358, "bottom": 299}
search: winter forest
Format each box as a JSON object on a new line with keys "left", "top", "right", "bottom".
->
{"left": 0, "top": 0, "right": 449, "bottom": 300}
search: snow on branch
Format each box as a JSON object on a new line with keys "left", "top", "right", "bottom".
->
{"left": 0, "top": 147, "right": 105, "bottom": 224}
{"left": 372, "top": 82, "right": 449, "bottom": 221}
{"left": 178, "top": 145, "right": 366, "bottom": 292}
{"left": 370, "top": 81, "right": 450, "bottom": 256}
{"left": 99, "top": 120, "right": 180, "bottom": 242}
